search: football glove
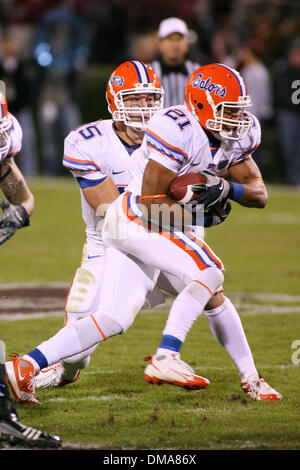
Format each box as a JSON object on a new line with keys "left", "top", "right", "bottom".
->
{"left": 191, "top": 171, "right": 231, "bottom": 210}
{"left": 204, "top": 200, "right": 231, "bottom": 228}
{"left": 0, "top": 197, "right": 30, "bottom": 246}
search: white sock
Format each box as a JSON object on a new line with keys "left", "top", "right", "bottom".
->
{"left": 162, "top": 280, "right": 213, "bottom": 343}
{"left": 205, "top": 297, "right": 257, "bottom": 381}
{"left": 37, "top": 316, "right": 105, "bottom": 366}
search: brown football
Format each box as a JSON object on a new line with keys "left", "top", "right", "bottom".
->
{"left": 169, "top": 173, "right": 207, "bottom": 204}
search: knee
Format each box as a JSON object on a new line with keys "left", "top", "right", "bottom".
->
{"left": 204, "top": 291, "right": 225, "bottom": 311}
{"left": 192, "top": 267, "right": 224, "bottom": 296}
{"left": 204, "top": 294, "right": 229, "bottom": 317}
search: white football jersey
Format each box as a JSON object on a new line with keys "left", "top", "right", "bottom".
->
{"left": 128, "top": 105, "right": 261, "bottom": 193}
{"left": 63, "top": 119, "right": 140, "bottom": 254}
{"left": 0, "top": 113, "right": 23, "bottom": 162}
{"left": 128, "top": 105, "right": 211, "bottom": 194}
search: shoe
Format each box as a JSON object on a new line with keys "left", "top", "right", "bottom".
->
{"left": 0, "top": 412, "right": 61, "bottom": 449}
{"left": 241, "top": 373, "right": 282, "bottom": 401}
{"left": 144, "top": 353, "right": 210, "bottom": 390}
{"left": 34, "top": 363, "right": 80, "bottom": 389}
{"left": 5, "top": 358, "right": 39, "bottom": 404}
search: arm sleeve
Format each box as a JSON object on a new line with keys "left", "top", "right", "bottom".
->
{"left": 63, "top": 132, "right": 107, "bottom": 188}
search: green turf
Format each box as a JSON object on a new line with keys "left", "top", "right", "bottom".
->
{"left": 1, "top": 179, "right": 300, "bottom": 449}
{"left": 1, "top": 310, "right": 299, "bottom": 450}
{"left": 0, "top": 178, "right": 85, "bottom": 284}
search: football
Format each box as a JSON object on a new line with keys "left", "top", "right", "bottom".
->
{"left": 169, "top": 172, "right": 207, "bottom": 204}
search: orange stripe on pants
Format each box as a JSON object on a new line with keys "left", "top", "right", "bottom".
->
{"left": 159, "top": 231, "right": 209, "bottom": 271}
{"left": 91, "top": 314, "right": 107, "bottom": 340}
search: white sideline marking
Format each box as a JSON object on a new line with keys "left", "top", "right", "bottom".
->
{"left": 0, "top": 283, "right": 69, "bottom": 289}
{"left": 83, "top": 369, "right": 122, "bottom": 375}
{"left": 79, "top": 363, "right": 297, "bottom": 377}
{"left": 45, "top": 395, "right": 129, "bottom": 403}
{"left": 0, "top": 312, "right": 65, "bottom": 321}
{"left": 183, "top": 407, "right": 256, "bottom": 413}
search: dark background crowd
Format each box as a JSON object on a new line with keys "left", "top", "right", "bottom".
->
{"left": 0, "top": 0, "right": 299, "bottom": 185}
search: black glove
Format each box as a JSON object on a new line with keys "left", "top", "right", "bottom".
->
{"left": 204, "top": 200, "right": 231, "bottom": 228}
{"left": 0, "top": 197, "right": 30, "bottom": 246}
{"left": 191, "top": 171, "right": 231, "bottom": 210}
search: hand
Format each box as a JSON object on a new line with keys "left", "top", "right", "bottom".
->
{"left": 204, "top": 200, "right": 231, "bottom": 228}
{"left": 0, "top": 197, "right": 30, "bottom": 245}
{"left": 191, "top": 171, "right": 231, "bottom": 210}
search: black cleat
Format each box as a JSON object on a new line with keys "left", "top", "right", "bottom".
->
{"left": 0, "top": 412, "right": 62, "bottom": 449}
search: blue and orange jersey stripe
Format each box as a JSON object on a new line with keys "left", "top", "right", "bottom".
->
{"left": 146, "top": 129, "right": 188, "bottom": 164}
{"left": 63, "top": 154, "right": 102, "bottom": 172}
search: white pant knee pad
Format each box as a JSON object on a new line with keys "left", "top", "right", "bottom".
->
{"left": 191, "top": 267, "right": 224, "bottom": 297}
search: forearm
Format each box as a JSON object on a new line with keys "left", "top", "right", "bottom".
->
{"left": 229, "top": 178, "right": 268, "bottom": 208}
{"left": 0, "top": 160, "right": 34, "bottom": 215}
{"left": 228, "top": 158, "right": 268, "bottom": 209}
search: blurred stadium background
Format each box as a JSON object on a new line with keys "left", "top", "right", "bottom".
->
{"left": 0, "top": 0, "right": 299, "bottom": 183}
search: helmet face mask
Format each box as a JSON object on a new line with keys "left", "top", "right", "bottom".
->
{"left": 113, "top": 85, "right": 163, "bottom": 130}
{"left": 206, "top": 95, "right": 253, "bottom": 140}
{"left": 107, "top": 61, "right": 164, "bottom": 131}
{"left": 185, "top": 64, "right": 252, "bottom": 141}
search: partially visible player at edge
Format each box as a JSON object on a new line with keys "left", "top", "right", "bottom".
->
{"left": 6, "top": 64, "right": 281, "bottom": 403}
{"left": 0, "top": 87, "right": 61, "bottom": 448}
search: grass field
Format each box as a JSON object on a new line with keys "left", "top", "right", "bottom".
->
{"left": 1, "top": 178, "right": 300, "bottom": 450}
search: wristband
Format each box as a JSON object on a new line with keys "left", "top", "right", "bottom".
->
{"left": 228, "top": 182, "right": 244, "bottom": 202}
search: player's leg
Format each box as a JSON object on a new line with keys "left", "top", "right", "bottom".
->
{"left": 103, "top": 194, "right": 224, "bottom": 388}
{"left": 6, "top": 247, "right": 159, "bottom": 403}
{"left": 144, "top": 225, "right": 281, "bottom": 399}
{"left": 5, "top": 193, "right": 219, "bottom": 400}
{"left": 34, "top": 246, "right": 104, "bottom": 389}
{"left": 203, "top": 293, "right": 282, "bottom": 400}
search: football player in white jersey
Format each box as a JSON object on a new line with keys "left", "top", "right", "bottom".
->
{"left": 97, "top": 63, "right": 281, "bottom": 400}
{"left": 0, "top": 88, "right": 33, "bottom": 245}
{"left": 27, "top": 61, "right": 166, "bottom": 389}
{"left": 6, "top": 64, "right": 281, "bottom": 403}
